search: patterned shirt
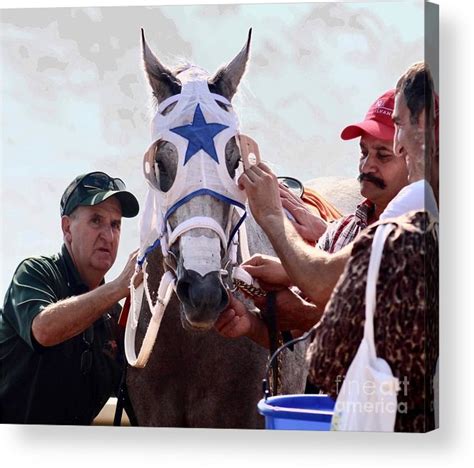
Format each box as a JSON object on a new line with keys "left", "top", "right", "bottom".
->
{"left": 307, "top": 211, "right": 439, "bottom": 432}
{"left": 317, "top": 200, "right": 374, "bottom": 253}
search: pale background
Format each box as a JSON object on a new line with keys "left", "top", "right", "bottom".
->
{"left": 2, "top": 0, "right": 473, "bottom": 467}
{"left": 0, "top": 0, "right": 426, "bottom": 293}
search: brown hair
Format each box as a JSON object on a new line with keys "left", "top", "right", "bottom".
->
{"left": 396, "top": 62, "right": 435, "bottom": 128}
{"left": 396, "top": 62, "right": 438, "bottom": 202}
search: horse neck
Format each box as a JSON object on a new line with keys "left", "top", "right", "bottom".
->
{"left": 244, "top": 214, "right": 276, "bottom": 259}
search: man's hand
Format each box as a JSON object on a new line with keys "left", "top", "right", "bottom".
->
{"left": 112, "top": 250, "right": 143, "bottom": 299}
{"left": 238, "top": 162, "right": 284, "bottom": 229}
{"left": 214, "top": 295, "right": 254, "bottom": 338}
{"left": 253, "top": 288, "right": 322, "bottom": 332}
{"left": 279, "top": 184, "right": 327, "bottom": 244}
{"left": 214, "top": 295, "right": 269, "bottom": 348}
{"left": 241, "top": 254, "right": 291, "bottom": 289}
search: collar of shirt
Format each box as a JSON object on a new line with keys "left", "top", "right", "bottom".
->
{"left": 354, "top": 199, "right": 375, "bottom": 226}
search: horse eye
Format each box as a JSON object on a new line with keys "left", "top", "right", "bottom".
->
{"left": 224, "top": 138, "right": 240, "bottom": 179}
{"left": 155, "top": 158, "right": 167, "bottom": 173}
{"left": 155, "top": 142, "right": 178, "bottom": 193}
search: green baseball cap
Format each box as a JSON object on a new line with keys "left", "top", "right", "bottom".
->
{"left": 60, "top": 171, "right": 139, "bottom": 218}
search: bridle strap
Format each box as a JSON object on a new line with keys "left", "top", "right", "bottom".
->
{"left": 238, "top": 219, "right": 251, "bottom": 263}
{"left": 125, "top": 269, "right": 176, "bottom": 368}
{"left": 261, "top": 291, "right": 282, "bottom": 395}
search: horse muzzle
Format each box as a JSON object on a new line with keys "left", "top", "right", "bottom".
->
{"left": 176, "top": 268, "right": 230, "bottom": 330}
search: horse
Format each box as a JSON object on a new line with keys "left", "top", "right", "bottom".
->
{"left": 125, "top": 30, "right": 360, "bottom": 428}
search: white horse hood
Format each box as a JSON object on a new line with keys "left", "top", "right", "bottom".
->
{"left": 127, "top": 69, "right": 252, "bottom": 367}
{"left": 139, "top": 69, "right": 247, "bottom": 265}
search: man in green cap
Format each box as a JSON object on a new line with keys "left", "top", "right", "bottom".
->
{"left": 0, "top": 171, "right": 141, "bottom": 425}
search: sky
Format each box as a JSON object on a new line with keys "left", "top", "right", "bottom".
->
{"left": 0, "top": 0, "right": 427, "bottom": 293}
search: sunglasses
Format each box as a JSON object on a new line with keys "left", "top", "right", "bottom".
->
{"left": 80, "top": 326, "right": 94, "bottom": 375}
{"left": 277, "top": 176, "right": 304, "bottom": 198}
{"left": 61, "top": 171, "right": 126, "bottom": 216}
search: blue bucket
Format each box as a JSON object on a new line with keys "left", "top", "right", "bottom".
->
{"left": 258, "top": 394, "right": 335, "bottom": 431}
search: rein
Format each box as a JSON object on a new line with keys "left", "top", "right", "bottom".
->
{"left": 261, "top": 291, "right": 283, "bottom": 395}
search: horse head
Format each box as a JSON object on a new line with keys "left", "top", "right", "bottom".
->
{"left": 139, "top": 29, "right": 252, "bottom": 331}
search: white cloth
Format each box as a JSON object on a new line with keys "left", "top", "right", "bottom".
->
{"left": 380, "top": 179, "right": 438, "bottom": 221}
{"left": 331, "top": 223, "right": 399, "bottom": 432}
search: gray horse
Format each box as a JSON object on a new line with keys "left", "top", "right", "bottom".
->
{"left": 126, "top": 30, "right": 359, "bottom": 428}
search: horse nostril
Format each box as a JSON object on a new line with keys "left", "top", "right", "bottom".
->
{"left": 176, "top": 269, "right": 229, "bottom": 315}
{"left": 176, "top": 279, "right": 191, "bottom": 304}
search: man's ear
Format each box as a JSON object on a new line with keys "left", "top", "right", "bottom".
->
{"left": 61, "top": 216, "right": 72, "bottom": 244}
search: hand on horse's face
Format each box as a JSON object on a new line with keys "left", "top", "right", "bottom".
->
{"left": 111, "top": 249, "right": 143, "bottom": 299}
{"left": 238, "top": 162, "right": 284, "bottom": 229}
{"left": 214, "top": 294, "right": 270, "bottom": 348}
{"left": 214, "top": 295, "right": 253, "bottom": 338}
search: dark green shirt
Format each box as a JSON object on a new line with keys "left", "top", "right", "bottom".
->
{"left": 0, "top": 245, "right": 122, "bottom": 425}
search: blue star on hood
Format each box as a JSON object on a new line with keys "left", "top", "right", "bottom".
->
{"left": 170, "top": 104, "right": 229, "bottom": 165}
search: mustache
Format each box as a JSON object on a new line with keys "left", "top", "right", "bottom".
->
{"left": 358, "top": 173, "right": 386, "bottom": 189}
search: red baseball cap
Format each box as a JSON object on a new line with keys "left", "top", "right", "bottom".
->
{"left": 341, "top": 89, "right": 395, "bottom": 141}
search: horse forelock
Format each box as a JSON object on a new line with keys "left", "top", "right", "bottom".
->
{"left": 174, "top": 64, "right": 209, "bottom": 82}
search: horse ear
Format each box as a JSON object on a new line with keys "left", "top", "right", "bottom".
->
{"left": 141, "top": 28, "right": 181, "bottom": 103}
{"left": 209, "top": 28, "right": 252, "bottom": 101}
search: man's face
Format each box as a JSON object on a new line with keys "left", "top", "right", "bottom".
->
{"left": 63, "top": 196, "right": 122, "bottom": 278}
{"left": 358, "top": 134, "right": 409, "bottom": 208}
{"left": 392, "top": 92, "right": 425, "bottom": 183}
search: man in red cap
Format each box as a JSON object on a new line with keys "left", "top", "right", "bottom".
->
{"left": 317, "top": 89, "right": 408, "bottom": 253}
{"left": 274, "top": 90, "right": 409, "bottom": 251}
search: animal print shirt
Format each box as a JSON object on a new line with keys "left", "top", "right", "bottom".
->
{"left": 317, "top": 200, "right": 374, "bottom": 253}
{"left": 307, "top": 211, "right": 439, "bottom": 432}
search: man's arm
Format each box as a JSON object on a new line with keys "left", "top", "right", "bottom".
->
{"left": 215, "top": 288, "right": 323, "bottom": 347}
{"left": 32, "top": 251, "right": 141, "bottom": 347}
{"left": 263, "top": 214, "right": 350, "bottom": 308}
{"left": 252, "top": 287, "right": 323, "bottom": 332}
{"left": 239, "top": 163, "right": 351, "bottom": 309}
